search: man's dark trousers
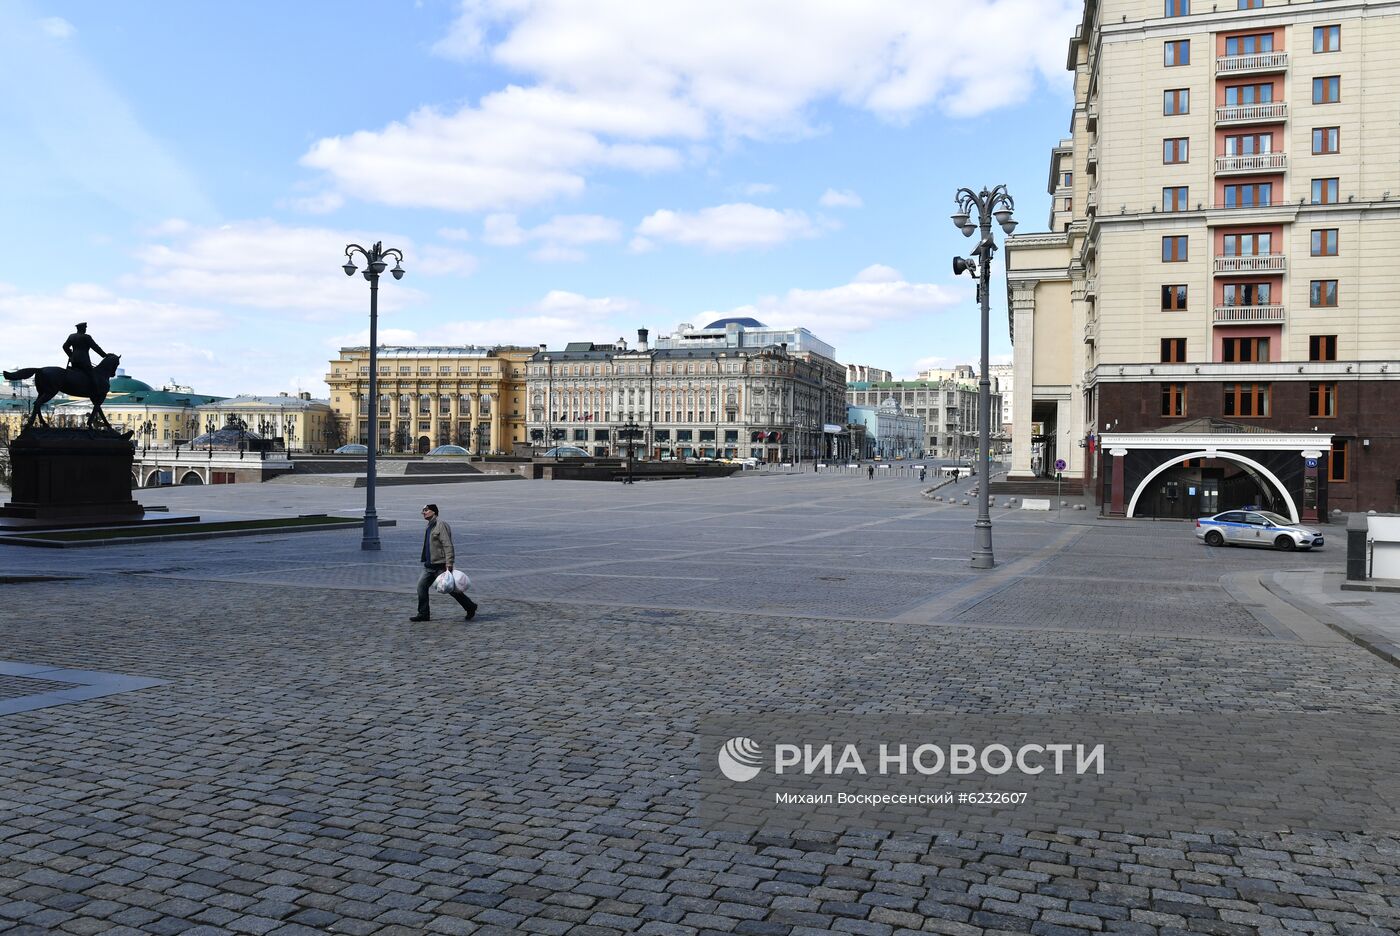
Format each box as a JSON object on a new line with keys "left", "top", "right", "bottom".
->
{"left": 416, "top": 564, "right": 476, "bottom": 619}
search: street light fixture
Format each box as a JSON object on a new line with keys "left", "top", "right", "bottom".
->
{"left": 343, "top": 240, "right": 405, "bottom": 551}
{"left": 620, "top": 420, "right": 641, "bottom": 485}
{"left": 951, "top": 184, "right": 1016, "bottom": 570}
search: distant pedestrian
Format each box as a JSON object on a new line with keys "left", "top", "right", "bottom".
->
{"left": 951, "top": 468, "right": 960, "bottom": 483}
{"left": 867, "top": 465, "right": 874, "bottom": 480}
{"left": 410, "top": 503, "right": 477, "bottom": 623}
{"left": 919, "top": 467, "right": 927, "bottom": 483}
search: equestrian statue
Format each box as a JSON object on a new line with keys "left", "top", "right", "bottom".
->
{"left": 4, "top": 322, "right": 124, "bottom": 432}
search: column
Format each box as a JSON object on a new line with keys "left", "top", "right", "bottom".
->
{"left": 1109, "top": 448, "right": 1126, "bottom": 516}
{"left": 1009, "top": 283, "right": 1037, "bottom": 477}
{"left": 1056, "top": 397, "right": 1073, "bottom": 480}
{"left": 470, "top": 393, "right": 481, "bottom": 452}
{"left": 387, "top": 393, "right": 399, "bottom": 451}
{"left": 448, "top": 389, "right": 460, "bottom": 446}
{"left": 488, "top": 394, "right": 502, "bottom": 452}
{"left": 428, "top": 391, "right": 440, "bottom": 447}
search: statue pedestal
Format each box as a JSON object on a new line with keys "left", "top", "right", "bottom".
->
{"left": 2, "top": 429, "right": 143, "bottom": 522}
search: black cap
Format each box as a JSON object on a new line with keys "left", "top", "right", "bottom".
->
{"left": 424, "top": 504, "right": 438, "bottom": 514}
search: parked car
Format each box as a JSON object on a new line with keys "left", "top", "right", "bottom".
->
{"left": 334, "top": 444, "right": 368, "bottom": 455}
{"left": 1195, "top": 510, "right": 1324, "bottom": 551}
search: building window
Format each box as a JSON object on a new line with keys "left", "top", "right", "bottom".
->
{"left": 1311, "top": 178, "right": 1339, "bottom": 205}
{"left": 1161, "top": 383, "right": 1187, "bottom": 418}
{"left": 1238, "top": 0, "right": 1262, "bottom": 8}
{"left": 1311, "top": 229, "right": 1339, "bottom": 256}
{"left": 1309, "top": 383, "right": 1338, "bottom": 418}
{"left": 1312, "top": 127, "right": 1339, "bottom": 155}
{"left": 1312, "top": 76, "right": 1340, "bottom": 104}
{"left": 1161, "top": 285, "right": 1189, "bottom": 310}
{"left": 1222, "top": 233, "right": 1271, "bottom": 256}
{"left": 1161, "top": 338, "right": 1187, "bottom": 363}
{"left": 1223, "top": 383, "right": 1271, "bottom": 417}
{"left": 1223, "top": 182, "right": 1272, "bottom": 208}
{"left": 1224, "top": 132, "right": 1272, "bottom": 156}
{"left": 1310, "top": 280, "right": 1338, "bottom": 307}
{"left": 1164, "top": 88, "right": 1190, "bottom": 115}
{"left": 1224, "top": 83, "right": 1273, "bottom": 106}
{"left": 1329, "top": 440, "right": 1348, "bottom": 482}
{"left": 1165, "top": 40, "right": 1190, "bottom": 66}
{"left": 1220, "top": 337, "right": 1270, "bottom": 362}
{"left": 1222, "top": 282, "right": 1271, "bottom": 306}
{"left": 1225, "top": 33, "right": 1273, "bottom": 56}
{"left": 1162, "top": 236, "right": 1188, "bottom": 262}
{"left": 1164, "top": 0, "right": 1188, "bottom": 15}
{"left": 1313, "top": 25, "right": 1340, "bottom": 53}
{"left": 1163, "top": 186, "right": 1189, "bottom": 212}
{"left": 1163, "top": 138, "right": 1189, "bottom": 164}
{"left": 1309, "top": 335, "right": 1337, "bottom": 361}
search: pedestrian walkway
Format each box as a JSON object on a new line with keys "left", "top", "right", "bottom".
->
{"left": 2, "top": 473, "right": 1397, "bottom": 935}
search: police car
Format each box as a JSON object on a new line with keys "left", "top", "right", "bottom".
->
{"left": 1194, "top": 509, "right": 1324, "bottom": 551}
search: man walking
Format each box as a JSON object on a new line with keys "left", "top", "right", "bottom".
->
{"left": 411, "top": 504, "right": 477, "bottom": 622}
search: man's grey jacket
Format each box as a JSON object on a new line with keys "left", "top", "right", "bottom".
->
{"left": 425, "top": 520, "right": 456, "bottom": 566}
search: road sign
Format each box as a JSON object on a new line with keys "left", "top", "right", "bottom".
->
{"left": 1305, "top": 458, "right": 1318, "bottom": 469}
{"left": 1054, "top": 458, "right": 1066, "bottom": 471}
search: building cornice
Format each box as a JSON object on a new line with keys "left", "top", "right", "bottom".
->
{"left": 1090, "top": 361, "right": 1400, "bottom": 384}
{"left": 1098, "top": 0, "right": 1395, "bottom": 42}
{"left": 1099, "top": 431, "right": 1333, "bottom": 452}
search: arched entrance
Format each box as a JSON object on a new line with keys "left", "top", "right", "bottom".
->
{"left": 418, "top": 436, "right": 431, "bottom": 454}
{"left": 1128, "top": 450, "right": 1298, "bottom": 522}
{"left": 180, "top": 470, "right": 204, "bottom": 485}
{"left": 145, "top": 470, "right": 164, "bottom": 488}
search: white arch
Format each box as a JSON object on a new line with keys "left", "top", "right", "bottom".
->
{"left": 180, "top": 470, "right": 205, "bottom": 485}
{"left": 145, "top": 469, "right": 163, "bottom": 488}
{"left": 1126, "top": 449, "right": 1299, "bottom": 523}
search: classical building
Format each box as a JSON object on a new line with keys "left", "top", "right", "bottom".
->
{"left": 48, "top": 374, "right": 223, "bottom": 446}
{"left": 1006, "top": 0, "right": 1400, "bottom": 518}
{"left": 526, "top": 321, "right": 847, "bottom": 462}
{"left": 846, "top": 378, "right": 1003, "bottom": 460}
{"left": 988, "top": 363, "right": 1015, "bottom": 435}
{"left": 194, "top": 394, "right": 336, "bottom": 453}
{"left": 325, "top": 346, "right": 535, "bottom": 454}
{"left": 846, "top": 399, "right": 926, "bottom": 459}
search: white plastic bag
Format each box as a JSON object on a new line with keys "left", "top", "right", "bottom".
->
{"left": 433, "top": 569, "right": 471, "bottom": 593}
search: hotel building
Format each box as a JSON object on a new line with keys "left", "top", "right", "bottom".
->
{"left": 1007, "top": 0, "right": 1400, "bottom": 519}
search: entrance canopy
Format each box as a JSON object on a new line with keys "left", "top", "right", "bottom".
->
{"left": 1100, "top": 419, "right": 1332, "bottom": 523}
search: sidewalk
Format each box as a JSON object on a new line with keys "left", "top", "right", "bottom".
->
{"left": 1268, "top": 568, "right": 1400, "bottom": 667}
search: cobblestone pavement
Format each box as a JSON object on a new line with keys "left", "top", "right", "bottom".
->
{"left": 2, "top": 474, "right": 1399, "bottom": 935}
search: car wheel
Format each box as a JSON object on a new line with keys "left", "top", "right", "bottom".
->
{"left": 1204, "top": 530, "right": 1224, "bottom": 547}
{"left": 1274, "top": 535, "right": 1296, "bottom": 551}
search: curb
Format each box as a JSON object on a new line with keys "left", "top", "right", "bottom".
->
{"left": 1266, "top": 573, "right": 1400, "bottom": 669}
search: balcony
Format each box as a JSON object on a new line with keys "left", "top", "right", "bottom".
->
{"left": 1085, "top": 103, "right": 1098, "bottom": 132}
{"left": 1083, "top": 278, "right": 1097, "bottom": 300}
{"left": 1214, "top": 254, "right": 1287, "bottom": 274}
{"left": 1083, "top": 315, "right": 1097, "bottom": 345}
{"left": 1216, "top": 51, "right": 1289, "bottom": 75}
{"left": 1216, "top": 152, "right": 1287, "bottom": 175}
{"left": 1087, "top": 143, "right": 1098, "bottom": 171}
{"left": 1086, "top": 189, "right": 1098, "bottom": 216}
{"left": 1215, "top": 101, "right": 1288, "bottom": 126}
{"left": 1213, "top": 305, "right": 1285, "bottom": 325}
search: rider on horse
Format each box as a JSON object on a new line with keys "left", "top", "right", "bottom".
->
{"left": 63, "top": 323, "right": 108, "bottom": 385}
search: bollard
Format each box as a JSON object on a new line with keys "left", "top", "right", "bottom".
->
{"left": 1346, "top": 513, "right": 1368, "bottom": 582}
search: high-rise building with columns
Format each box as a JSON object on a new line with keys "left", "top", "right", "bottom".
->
{"left": 1006, "top": 0, "right": 1400, "bottom": 518}
{"left": 325, "top": 346, "right": 535, "bottom": 454}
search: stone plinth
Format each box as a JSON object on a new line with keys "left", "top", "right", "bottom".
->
{"left": 3, "top": 428, "right": 142, "bottom": 522}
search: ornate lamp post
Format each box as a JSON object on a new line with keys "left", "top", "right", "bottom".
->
{"left": 342, "top": 241, "right": 405, "bottom": 551}
{"left": 951, "top": 184, "right": 1017, "bottom": 570}
{"left": 475, "top": 423, "right": 489, "bottom": 456}
{"left": 283, "top": 414, "right": 297, "bottom": 454}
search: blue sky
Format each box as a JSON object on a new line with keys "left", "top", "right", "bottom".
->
{"left": 1, "top": 0, "right": 1080, "bottom": 397}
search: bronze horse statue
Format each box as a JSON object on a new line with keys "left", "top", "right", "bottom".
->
{"left": 4, "top": 353, "right": 123, "bottom": 431}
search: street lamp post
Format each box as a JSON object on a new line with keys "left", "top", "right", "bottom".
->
{"left": 343, "top": 241, "right": 405, "bottom": 551}
{"left": 951, "top": 184, "right": 1017, "bottom": 571}
{"left": 475, "top": 423, "right": 488, "bottom": 456}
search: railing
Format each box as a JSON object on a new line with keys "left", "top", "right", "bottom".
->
{"left": 1214, "top": 254, "right": 1287, "bottom": 274}
{"left": 1216, "top": 51, "right": 1289, "bottom": 74}
{"left": 1216, "top": 102, "right": 1288, "bottom": 125}
{"left": 1216, "top": 152, "right": 1287, "bottom": 174}
{"left": 1087, "top": 190, "right": 1098, "bottom": 214}
{"left": 1087, "top": 143, "right": 1098, "bottom": 166}
{"left": 1213, "top": 305, "right": 1286, "bottom": 324}
{"left": 1083, "top": 316, "right": 1097, "bottom": 344}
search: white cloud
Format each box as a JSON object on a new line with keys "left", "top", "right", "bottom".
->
{"left": 438, "top": 227, "right": 473, "bottom": 242}
{"left": 819, "top": 188, "right": 863, "bottom": 208}
{"left": 707, "top": 264, "right": 962, "bottom": 337}
{"left": 38, "top": 17, "right": 74, "bottom": 39}
{"left": 634, "top": 202, "right": 826, "bottom": 252}
{"left": 289, "top": 191, "right": 345, "bottom": 214}
{"left": 326, "top": 327, "right": 422, "bottom": 348}
{"left": 128, "top": 220, "right": 426, "bottom": 315}
{"left": 742, "top": 183, "right": 776, "bottom": 196}
{"left": 416, "top": 246, "right": 479, "bottom": 277}
{"left": 304, "top": 0, "right": 1077, "bottom": 212}
{"left": 484, "top": 212, "right": 621, "bottom": 260}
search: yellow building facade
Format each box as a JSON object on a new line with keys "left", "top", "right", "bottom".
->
{"left": 326, "top": 346, "right": 534, "bottom": 454}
